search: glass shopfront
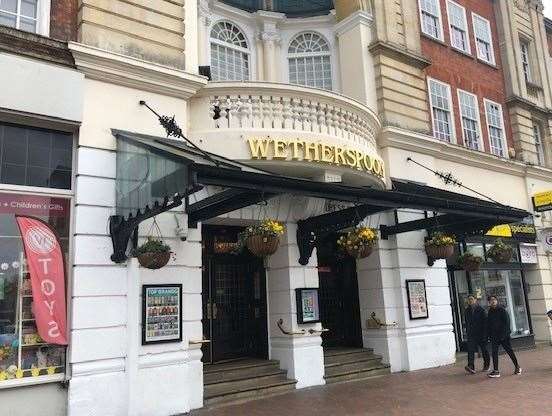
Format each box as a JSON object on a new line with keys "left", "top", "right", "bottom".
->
{"left": 449, "top": 236, "right": 534, "bottom": 350}
{"left": 0, "top": 122, "right": 73, "bottom": 385}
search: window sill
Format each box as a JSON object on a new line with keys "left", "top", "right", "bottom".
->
{"left": 476, "top": 57, "right": 497, "bottom": 69}
{"left": 421, "top": 32, "right": 447, "bottom": 47}
{"left": 451, "top": 46, "right": 472, "bottom": 58}
{"left": 0, "top": 374, "right": 65, "bottom": 390}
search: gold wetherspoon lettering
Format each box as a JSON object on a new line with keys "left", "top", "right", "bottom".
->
{"left": 247, "top": 138, "right": 385, "bottom": 178}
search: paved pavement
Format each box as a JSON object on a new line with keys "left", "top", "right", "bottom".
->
{"left": 192, "top": 345, "right": 552, "bottom": 416}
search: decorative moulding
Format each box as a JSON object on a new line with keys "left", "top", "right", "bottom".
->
{"left": 68, "top": 42, "right": 208, "bottom": 99}
{"left": 368, "top": 40, "right": 432, "bottom": 69}
{"left": 334, "top": 10, "right": 373, "bottom": 37}
{"left": 380, "top": 126, "right": 552, "bottom": 182}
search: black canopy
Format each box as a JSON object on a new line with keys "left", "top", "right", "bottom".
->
{"left": 109, "top": 130, "right": 531, "bottom": 265}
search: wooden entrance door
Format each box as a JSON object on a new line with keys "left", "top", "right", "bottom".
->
{"left": 318, "top": 236, "right": 363, "bottom": 348}
{"left": 202, "top": 226, "right": 268, "bottom": 363}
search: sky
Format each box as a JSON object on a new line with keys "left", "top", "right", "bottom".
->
{"left": 545, "top": 2, "right": 551, "bottom": 19}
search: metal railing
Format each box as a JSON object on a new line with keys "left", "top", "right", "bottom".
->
{"left": 220, "top": 0, "right": 334, "bottom": 17}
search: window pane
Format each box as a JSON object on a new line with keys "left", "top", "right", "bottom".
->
{"left": 21, "top": 0, "right": 37, "bottom": 18}
{"left": 0, "top": 193, "right": 70, "bottom": 381}
{"left": 0, "top": 0, "right": 17, "bottom": 13}
{"left": 0, "top": 123, "right": 73, "bottom": 190}
{"left": 19, "top": 16, "right": 36, "bottom": 33}
{"left": 508, "top": 270, "right": 530, "bottom": 336}
{"left": 0, "top": 11, "right": 16, "bottom": 28}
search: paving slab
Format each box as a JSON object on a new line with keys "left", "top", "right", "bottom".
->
{"left": 191, "top": 345, "right": 552, "bottom": 416}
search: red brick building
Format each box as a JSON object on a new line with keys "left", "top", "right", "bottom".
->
{"left": 419, "top": 0, "right": 513, "bottom": 157}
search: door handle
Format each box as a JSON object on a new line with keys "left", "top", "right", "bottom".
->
{"left": 206, "top": 301, "right": 212, "bottom": 320}
{"left": 212, "top": 303, "right": 218, "bottom": 319}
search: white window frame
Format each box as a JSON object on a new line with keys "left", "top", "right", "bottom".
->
{"left": 287, "top": 31, "right": 333, "bottom": 91}
{"left": 0, "top": 0, "right": 50, "bottom": 36}
{"left": 209, "top": 20, "right": 251, "bottom": 82}
{"left": 520, "top": 41, "right": 532, "bottom": 83}
{"left": 483, "top": 99, "right": 507, "bottom": 158}
{"left": 533, "top": 122, "right": 546, "bottom": 166}
{"left": 457, "top": 89, "right": 484, "bottom": 151}
{"left": 418, "top": 0, "right": 444, "bottom": 41}
{"left": 472, "top": 13, "right": 495, "bottom": 65}
{"left": 446, "top": 0, "right": 471, "bottom": 54}
{"left": 427, "top": 77, "right": 456, "bottom": 144}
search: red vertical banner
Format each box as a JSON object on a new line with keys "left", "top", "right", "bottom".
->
{"left": 15, "top": 216, "right": 68, "bottom": 345}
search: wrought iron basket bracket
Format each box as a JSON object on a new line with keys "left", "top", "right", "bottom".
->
{"left": 424, "top": 235, "right": 436, "bottom": 267}
{"left": 296, "top": 205, "right": 375, "bottom": 265}
{"left": 109, "top": 195, "right": 184, "bottom": 263}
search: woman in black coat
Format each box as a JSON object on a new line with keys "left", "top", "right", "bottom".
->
{"left": 486, "top": 295, "right": 521, "bottom": 378}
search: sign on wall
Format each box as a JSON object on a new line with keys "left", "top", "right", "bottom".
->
{"left": 295, "top": 288, "right": 320, "bottom": 324}
{"left": 540, "top": 228, "right": 552, "bottom": 253}
{"left": 532, "top": 191, "right": 552, "bottom": 212}
{"left": 406, "top": 280, "right": 429, "bottom": 320}
{"left": 519, "top": 244, "right": 538, "bottom": 264}
{"left": 247, "top": 138, "right": 385, "bottom": 179}
{"left": 142, "top": 284, "right": 182, "bottom": 345}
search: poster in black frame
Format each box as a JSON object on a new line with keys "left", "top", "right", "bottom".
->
{"left": 295, "top": 288, "right": 321, "bottom": 324}
{"left": 142, "top": 284, "right": 183, "bottom": 345}
{"left": 406, "top": 279, "right": 429, "bottom": 320}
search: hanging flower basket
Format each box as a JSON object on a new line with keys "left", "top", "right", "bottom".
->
{"left": 486, "top": 239, "right": 513, "bottom": 263}
{"left": 240, "top": 220, "right": 285, "bottom": 258}
{"left": 457, "top": 252, "right": 483, "bottom": 272}
{"left": 134, "top": 237, "right": 172, "bottom": 270}
{"left": 425, "top": 232, "right": 456, "bottom": 259}
{"left": 337, "top": 227, "right": 378, "bottom": 259}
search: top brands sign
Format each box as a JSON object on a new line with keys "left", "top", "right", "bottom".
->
{"left": 247, "top": 138, "right": 385, "bottom": 179}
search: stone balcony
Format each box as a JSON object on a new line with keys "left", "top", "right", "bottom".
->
{"left": 188, "top": 82, "right": 385, "bottom": 188}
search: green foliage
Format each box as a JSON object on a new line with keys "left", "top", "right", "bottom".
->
{"left": 133, "top": 237, "right": 171, "bottom": 255}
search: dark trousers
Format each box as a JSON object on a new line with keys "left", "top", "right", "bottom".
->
{"left": 491, "top": 337, "right": 519, "bottom": 371}
{"left": 467, "top": 338, "right": 490, "bottom": 369}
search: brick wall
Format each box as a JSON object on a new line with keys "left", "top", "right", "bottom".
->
{"left": 420, "top": 0, "right": 513, "bottom": 154}
{"left": 49, "top": 0, "right": 78, "bottom": 42}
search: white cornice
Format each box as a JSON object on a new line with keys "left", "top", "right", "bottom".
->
{"left": 68, "top": 42, "right": 208, "bottom": 99}
{"left": 379, "top": 126, "right": 552, "bottom": 182}
{"left": 334, "top": 10, "right": 373, "bottom": 37}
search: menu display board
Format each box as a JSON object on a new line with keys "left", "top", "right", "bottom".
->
{"left": 142, "top": 285, "right": 182, "bottom": 345}
{"left": 406, "top": 280, "right": 429, "bottom": 320}
{"left": 295, "top": 288, "right": 320, "bottom": 324}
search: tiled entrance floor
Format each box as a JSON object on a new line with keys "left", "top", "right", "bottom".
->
{"left": 191, "top": 345, "right": 552, "bottom": 416}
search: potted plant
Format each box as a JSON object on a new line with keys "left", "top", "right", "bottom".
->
{"left": 337, "top": 227, "right": 378, "bottom": 259}
{"left": 134, "top": 237, "right": 172, "bottom": 269}
{"left": 486, "top": 239, "right": 513, "bottom": 263}
{"left": 425, "top": 232, "right": 456, "bottom": 259}
{"left": 243, "top": 219, "right": 285, "bottom": 258}
{"left": 457, "top": 252, "right": 483, "bottom": 272}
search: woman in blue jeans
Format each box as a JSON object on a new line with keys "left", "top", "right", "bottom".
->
{"left": 486, "top": 295, "right": 521, "bottom": 378}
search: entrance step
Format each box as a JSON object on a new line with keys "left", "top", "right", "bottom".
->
{"left": 204, "top": 358, "right": 297, "bottom": 407}
{"left": 324, "top": 348, "right": 390, "bottom": 385}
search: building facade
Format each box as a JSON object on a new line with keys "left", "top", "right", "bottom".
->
{"left": 0, "top": 1, "right": 550, "bottom": 416}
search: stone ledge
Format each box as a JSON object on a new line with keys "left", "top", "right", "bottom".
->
{"left": 0, "top": 25, "right": 74, "bottom": 67}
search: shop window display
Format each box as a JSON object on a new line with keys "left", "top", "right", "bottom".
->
{"left": 0, "top": 192, "right": 70, "bottom": 382}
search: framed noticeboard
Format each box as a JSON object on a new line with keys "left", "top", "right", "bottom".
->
{"left": 295, "top": 288, "right": 320, "bottom": 324}
{"left": 406, "top": 279, "right": 428, "bottom": 320}
{"left": 142, "top": 284, "right": 182, "bottom": 345}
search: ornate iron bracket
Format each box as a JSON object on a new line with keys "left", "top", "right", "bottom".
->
{"left": 369, "top": 312, "right": 397, "bottom": 328}
{"left": 296, "top": 204, "right": 385, "bottom": 265}
{"left": 276, "top": 319, "right": 329, "bottom": 336}
{"left": 109, "top": 195, "right": 184, "bottom": 263}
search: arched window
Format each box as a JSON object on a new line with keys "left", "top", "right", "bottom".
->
{"left": 210, "top": 21, "right": 250, "bottom": 81}
{"left": 288, "top": 32, "right": 332, "bottom": 90}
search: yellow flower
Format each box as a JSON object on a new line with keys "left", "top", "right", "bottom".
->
{"left": 15, "top": 368, "right": 23, "bottom": 379}
{"left": 0, "top": 372, "right": 6, "bottom": 381}
{"left": 31, "top": 367, "right": 40, "bottom": 377}
{"left": 47, "top": 367, "right": 56, "bottom": 375}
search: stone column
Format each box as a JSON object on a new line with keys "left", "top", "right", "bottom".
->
{"left": 356, "top": 211, "right": 456, "bottom": 372}
{"left": 197, "top": 0, "right": 211, "bottom": 67}
{"left": 266, "top": 223, "right": 325, "bottom": 388}
{"left": 256, "top": 11, "right": 284, "bottom": 82}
